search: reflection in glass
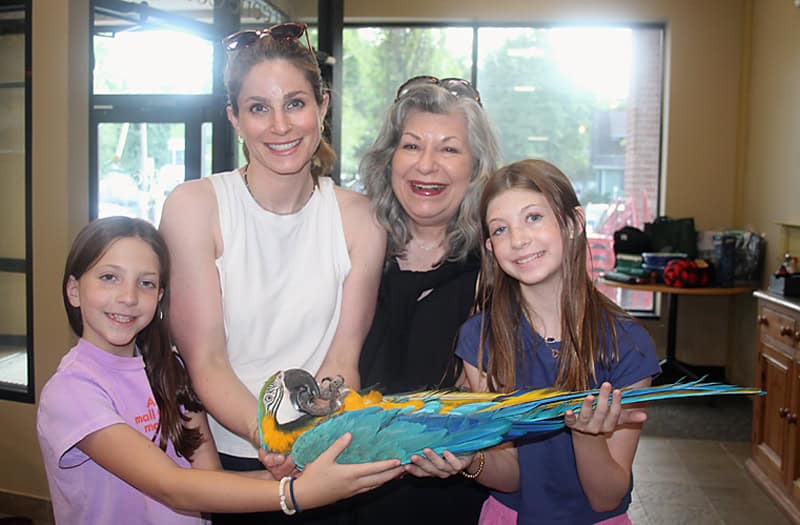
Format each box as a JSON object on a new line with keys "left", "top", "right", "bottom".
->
{"left": 93, "top": 30, "right": 213, "bottom": 95}
{"left": 98, "top": 123, "right": 186, "bottom": 225}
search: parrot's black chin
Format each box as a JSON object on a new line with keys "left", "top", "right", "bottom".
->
{"left": 283, "top": 369, "right": 321, "bottom": 413}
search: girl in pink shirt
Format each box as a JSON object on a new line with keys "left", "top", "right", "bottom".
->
{"left": 37, "top": 216, "right": 402, "bottom": 524}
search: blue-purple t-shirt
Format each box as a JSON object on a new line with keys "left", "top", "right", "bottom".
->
{"left": 455, "top": 312, "right": 660, "bottom": 525}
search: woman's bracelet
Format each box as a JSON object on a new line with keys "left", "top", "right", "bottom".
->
{"left": 289, "top": 476, "right": 301, "bottom": 513}
{"left": 461, "top": 450, "right": 485, "bottom": 479}
{"left": 278, "top": 476, "right": 296, "bottom": 515}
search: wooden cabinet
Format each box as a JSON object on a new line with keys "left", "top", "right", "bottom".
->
{"left": 747, "top": 291, "right": 800, "bottom": 523}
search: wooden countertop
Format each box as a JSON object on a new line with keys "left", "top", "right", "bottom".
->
{"left": 753, "top": 289, "right": 800, "bottom": 313}
{"left": 597, "top": 278, "right": 754, "bottom": 296}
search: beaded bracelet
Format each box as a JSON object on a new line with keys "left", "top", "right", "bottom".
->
{"left": 279, "top": 476, "right": 296, "bottom": 515}
{"left": 460, "top": 450, "right": 485, "bottom": 479}
{"left": 289, "top": 476, "right": 301, "bottom": 513}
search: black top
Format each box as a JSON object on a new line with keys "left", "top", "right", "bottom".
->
{"left": 360, "top": 253, "right": 482, "bottom": 392}
{"left": 354, "top": 252, "right": 487, "bottom": 525}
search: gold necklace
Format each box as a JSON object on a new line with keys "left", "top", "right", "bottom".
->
{"left": 523, "top": 308, "right": 560, "bottom": 359}
{"left": 242, "top": 168, "right": 315, "bottom": 214}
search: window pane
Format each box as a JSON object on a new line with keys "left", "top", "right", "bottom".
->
{"left": 98, "top": 123, "right": 186, "bottom": 225}
{"left": 478, "top": 26, "right": 662, "bottom": 311}
{"left": 341, "top": 27, "right": 473, "bottom": 189}
{"left": 0, "top": 87, "right": 25, "bottom": 259}
{"left": 0, "top": 271, "right": 27, "bottom": 387}
{"left": 341, "top": 24, "right": 662, "bottom": 312}
{"left": 94, "top": 30, "right": 213, "bottom": 95}
{"left": 0, "top": 12, "right": 31, "bottom": 399}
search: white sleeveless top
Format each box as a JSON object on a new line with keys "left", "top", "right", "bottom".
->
{"left": 208, "top": 170, "right": 351, "bottom": 457}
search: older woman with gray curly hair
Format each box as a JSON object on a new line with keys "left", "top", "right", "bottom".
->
{"left": 355, "top": 77, "right": 502, "bottom": 525}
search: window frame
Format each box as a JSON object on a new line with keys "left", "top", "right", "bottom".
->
{"left": 341, "top": 21, "right": 666, "bottom": 316}
{"left": 0, "top": 0, "right": 34, "bottom": 403}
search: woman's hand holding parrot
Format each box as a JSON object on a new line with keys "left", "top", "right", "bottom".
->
{"left": 292, "top": 433, "right": 404, "bottom": 509}
{"left": 404, "top": 448, "right": 474, "bottom": 479}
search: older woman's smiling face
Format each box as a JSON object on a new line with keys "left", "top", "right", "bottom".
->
{"left": 390, "top": 110, "right": 474, "bottom": 229}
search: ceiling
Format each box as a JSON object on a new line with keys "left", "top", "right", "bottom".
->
{"left": 92, "top": 0, "right": 317, "bottom": 33}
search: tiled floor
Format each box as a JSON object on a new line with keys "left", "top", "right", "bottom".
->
{"left": 630, "top": 437, "right": 791, "bottom": 524}
{"left": 0, "top": 437, "right": 792, "bottom": 524}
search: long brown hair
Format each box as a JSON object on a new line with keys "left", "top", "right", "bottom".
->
{"left": 476, "top": 159, "right": 629, "bottom": 392}
{"left": 224, "top": 28, "right": 335, "bottom": 180}
{"left": 62, "top": 217, "right": 204, "bottom": 459}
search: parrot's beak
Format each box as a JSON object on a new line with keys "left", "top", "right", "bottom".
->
{"left": 283, "top": 369, "right": 321, "bottom": 412}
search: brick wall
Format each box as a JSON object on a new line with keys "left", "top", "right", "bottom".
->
{"left": 624, "top": 28, "right": 663, "bottom": 225}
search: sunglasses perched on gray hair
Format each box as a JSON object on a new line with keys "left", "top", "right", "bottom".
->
{"left": 223, "top": 22, "right": 313, "bottom": 54}
{"left": 395, "top": 76, "right": 482, "bottom": 106}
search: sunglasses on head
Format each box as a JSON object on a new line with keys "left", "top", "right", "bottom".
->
{"left": 395, "top": 76, "right": 482, "bottom": 106}
{"left": 223, "top": 22, "right": 313, "bottom": 54}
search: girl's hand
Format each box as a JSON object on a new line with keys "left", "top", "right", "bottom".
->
{"left": 293, "top": 433, "right": 404, "bottom": 510}
{"left": 405, "top": 448, "right": 473, "bottom": 479}
{"left": 565, "top": 382, "right": 647, "bottom": 435}
{"left": 257, "top": 448, "right": 296, "bottom": 480}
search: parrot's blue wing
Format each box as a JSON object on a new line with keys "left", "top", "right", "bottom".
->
{"left": 289, "top": 378, "right": 761, "bottom": 468}
{"left": 292, "top": 406, "right": 514, "bottom": 469}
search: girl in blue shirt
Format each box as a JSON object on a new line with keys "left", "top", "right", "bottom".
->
{"left": 407, "top": 159, "right": 660, "bottom": 525}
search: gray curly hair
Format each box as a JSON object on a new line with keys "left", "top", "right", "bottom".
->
{"left": 360, "top": 83, "right": 502, "bottom": 263}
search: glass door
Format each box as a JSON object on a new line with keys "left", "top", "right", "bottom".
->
{"left": 91, "top": 1, "right": 226, "bottom": 224}
{"left": 96, "top": 120, "right": 214, "bottom": 224}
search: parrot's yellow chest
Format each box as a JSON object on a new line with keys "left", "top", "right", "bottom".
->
{"left": 260, "top": 416, "right": 316, "bottom": 455}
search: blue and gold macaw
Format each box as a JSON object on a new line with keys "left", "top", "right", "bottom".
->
{"left": 257, "top": 369, "right": 760, "bottom": 469}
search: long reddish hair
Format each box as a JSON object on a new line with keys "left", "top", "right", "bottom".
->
{"left": 475, "top": 159, "right": 629, "bottom": 392}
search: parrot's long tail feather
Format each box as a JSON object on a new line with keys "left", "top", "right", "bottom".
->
{"left": 485, "top": 378, "right": 761, "bottom": 421}
{"left": 286, "top": 377, "right": 761, "bottom": 468}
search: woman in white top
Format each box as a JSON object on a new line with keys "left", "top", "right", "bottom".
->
{"left": 159, "top": 23, "right": 386, "bottom": 524}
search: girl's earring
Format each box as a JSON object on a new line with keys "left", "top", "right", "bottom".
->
{"left": 237, "top": 135, "right": 244, "bottom": 144}
{"left": 157, "top": 306, "right": 165, "bottom": 321}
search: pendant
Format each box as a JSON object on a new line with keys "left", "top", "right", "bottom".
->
{"left": 543, "top": 336, "right": 559, "bottom": 359}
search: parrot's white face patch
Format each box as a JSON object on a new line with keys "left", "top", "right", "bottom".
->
{"left": 275, "top": 374, "right": 307, "bottom": 425}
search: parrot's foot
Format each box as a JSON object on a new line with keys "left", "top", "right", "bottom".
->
{"left": 296, "top": 375, "right": 346, "bottom": 416}
{"left": 319, "top": 375, "right": 345, "bottom": 400}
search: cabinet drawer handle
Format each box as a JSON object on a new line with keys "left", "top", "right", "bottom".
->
{"left": 788, "top": 413, "right": 798, "bottom": 424}
{"left": 757, "top": 315, "right": 768, "bottom": 325}
{"left": 794, "top": 330, "right": 800, "bottom": 343}
{"left": 780, "top": 326, "right": 793, "bottom": 337}
{"left": 779, "top": 407, "right": 790, "bottom": 418}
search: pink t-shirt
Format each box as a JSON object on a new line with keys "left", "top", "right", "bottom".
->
{"left": 37, "top": 339, "right": 204, "bottom": 524}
